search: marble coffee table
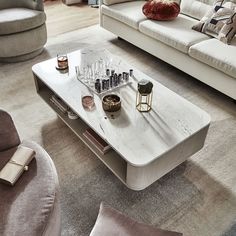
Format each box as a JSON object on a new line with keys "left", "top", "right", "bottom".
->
{"left": 32, "top": 48, "right": 210, "bottom": 190}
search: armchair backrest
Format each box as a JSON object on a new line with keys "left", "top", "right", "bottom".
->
{"left": 0, "top": 0, "right": 44, "bottom": 11}
{"left": 0, "top": 109, "right": 20, "bottom": 152}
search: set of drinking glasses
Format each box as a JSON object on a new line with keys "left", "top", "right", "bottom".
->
{"left": 75, "top": 58, "right": 122, "bottom": 88}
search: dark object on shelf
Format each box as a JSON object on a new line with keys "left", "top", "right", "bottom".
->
{"left": 136, "top": 80, "right": 153, "bottom": 112}
{"left": 102, "top": 94, "right": 121, "bottom": 112}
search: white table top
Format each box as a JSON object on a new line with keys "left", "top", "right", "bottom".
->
{"left": 32, "top": 48, "right": 210, "bottom": 166}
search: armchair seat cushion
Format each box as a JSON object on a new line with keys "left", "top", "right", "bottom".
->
{"left": 0, "top": 8, "right": 46, "bottom": 35}
{"left": 0, "top": 140, "right": 60, "bottom": 236}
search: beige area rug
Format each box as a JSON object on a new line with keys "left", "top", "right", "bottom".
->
{"left": 1, "top": 25, "right": 236, "bottom": 236}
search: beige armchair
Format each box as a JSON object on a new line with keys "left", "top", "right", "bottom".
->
{"left": 0, "top": 0, "right": 47, "bottom": 62}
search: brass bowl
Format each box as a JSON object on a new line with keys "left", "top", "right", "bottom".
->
{"left": 102, "top": 94, "right": 121, "bottom": 112}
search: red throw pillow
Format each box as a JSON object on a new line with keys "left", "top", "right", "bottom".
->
{"left": 142, "top": 0, "right": 180, "bottom": 21}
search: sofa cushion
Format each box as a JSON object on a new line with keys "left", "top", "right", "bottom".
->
{"left": 219, "top": 12, "right": 236, "bottom": 44}
{"left": 189, "top": 38, "right": 236, "bottom": 79}
{"left": 90, "top": 202, "right": 183, "bottom": 236}
{"left": 0, "top": 8, "right": 46, "bottom": 35}
{"left": 139, "top": 14, "right": 210, "bottom": 53}
{"left": 101, "top": 1, "right": 146, "bottom": 29}
{"left": 180, "top": 0, "right": 214, "bottom": 20}
{"left": 192, "top": 0, "right": 236, "bottom": 44}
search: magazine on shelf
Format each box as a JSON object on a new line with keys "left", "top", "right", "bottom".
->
{"left": 83, "top": 128, "right": 111, "bottom": 154}
{"left": 50, "top": 94, "right": 68, "bottom": 114}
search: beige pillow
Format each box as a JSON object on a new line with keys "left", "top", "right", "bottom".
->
{"left": 218, "top": 12, "right": 236, "bottom": 44}
{"left": 192, "top": 0, "right": 236, "bottom": 44}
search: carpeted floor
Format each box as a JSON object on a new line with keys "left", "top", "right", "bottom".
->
{"left": 1, "top": 25, "right": 236, "bottom": 236}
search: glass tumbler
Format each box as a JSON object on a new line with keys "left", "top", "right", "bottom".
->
{"left": 81, "top": 87, "right": 95, "bottom": 110}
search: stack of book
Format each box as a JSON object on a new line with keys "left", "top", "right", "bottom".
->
{"left": 83, "top": 128, "right": 111, "bottom": 154}
{"left": 50, "top": 94, "right": 68, "bottom": 114}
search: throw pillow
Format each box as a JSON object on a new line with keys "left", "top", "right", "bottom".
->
{"left": 90, "top": 202, "right": 183, "bottom": 236}
{"left": 218, "top": 12, "right": 236, "bottom": 44}
{"left": 142, "top": 0, "right": 180, "bottom": 21}
{"left": 192, "top": 0, "right": 236, "bottom": 44}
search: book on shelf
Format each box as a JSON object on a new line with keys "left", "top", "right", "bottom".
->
{"left": 50, "top": 94, "right": 68, "bottom": 114}
{"left": 83, "top": 128, "right": 111, "bottom": 154}
{"left": 0, "top": 146, "right": 35, "bottom": 186}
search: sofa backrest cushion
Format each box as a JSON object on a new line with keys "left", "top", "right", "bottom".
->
{"left": 0, "top": 110, "right": 20, "bottom": 152}
{"left": 180, "top": 0, "right": 215, "bottom": 20}
{"left": 0, "top": 0, "right": 44, "bottom": 11}
{"left": 181, "top": 0, "right": 236, "bottom": 20}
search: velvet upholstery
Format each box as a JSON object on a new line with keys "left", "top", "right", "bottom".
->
{"left": 0, "top": 109, "right": 20, "bottom": 152}
{"left": 90, "top": 203, "right": 183, "bottom": 236}
{"left": 0, "top": 141, "right": 61, "bottom": 236}
{"left": 0, "top": 110, "right": 61, "bottom": 236}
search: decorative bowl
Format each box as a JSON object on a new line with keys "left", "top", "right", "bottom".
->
{"left": 102, "top": 94, "right": 121, "bottom": 112}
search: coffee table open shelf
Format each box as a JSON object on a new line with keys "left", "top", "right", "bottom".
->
{"left": 32, "top": 48, "right": 210, "bottom": 190}
{"left": 35, "top": 79, "right": 127, "bottom": 184}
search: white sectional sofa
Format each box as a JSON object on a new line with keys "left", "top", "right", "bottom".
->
{"left": 100, "top": 0, "right": 236, "bottom": 100}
